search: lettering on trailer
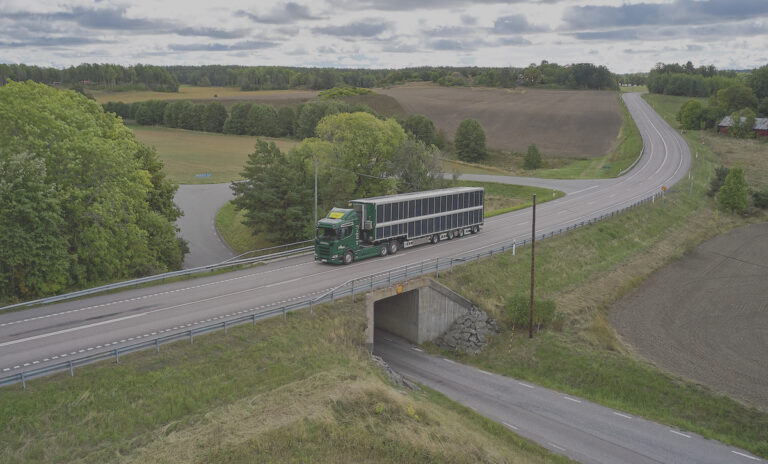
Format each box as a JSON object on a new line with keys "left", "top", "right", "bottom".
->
{"left": 328, "top": 211, "right": 344, "bottom": 219}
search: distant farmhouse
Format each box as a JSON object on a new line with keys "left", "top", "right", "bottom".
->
{"left": 717, "top": 116, "right": 768, "bottom": 137}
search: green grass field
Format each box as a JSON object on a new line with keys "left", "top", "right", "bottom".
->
{"left": 130, "top": 125, "right": 299, "bottom": 184}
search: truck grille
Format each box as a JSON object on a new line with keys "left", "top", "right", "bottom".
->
{"left": 316, "top": 244, "right": 331, "bottom": 256}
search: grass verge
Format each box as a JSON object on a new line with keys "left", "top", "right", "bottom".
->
{"left": 0, "top": 300, "right": 570, "bottom": 464}
{"left": 432, "top": 98, "right": 768, "bottom": 457}
{"left": 130, "top": 125, "right": 299, "bottom": 184}
{"left": 214, "top": 202, "right": 273, "bottom": 255}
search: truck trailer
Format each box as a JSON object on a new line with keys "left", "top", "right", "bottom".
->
{"left": 315, "top": 186, "right": 484, "bottom": 264}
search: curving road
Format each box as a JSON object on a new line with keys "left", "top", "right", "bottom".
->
{"left": 4, "top": 93, "right": 750, "bottom": 463}
{"left": 175, "top": 183, "right": 235, "bottom": 268}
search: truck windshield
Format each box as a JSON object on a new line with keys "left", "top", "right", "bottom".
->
{"left": 316, "top": 227, "right": 338, "bottom": 241}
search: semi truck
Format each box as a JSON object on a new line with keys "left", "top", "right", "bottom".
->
{"left": 315, "top": 186, "right": 484, "bottom": 264}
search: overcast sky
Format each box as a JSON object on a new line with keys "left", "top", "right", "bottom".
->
{"left": 1, "top": 0, "right": 766, "bottom": 74}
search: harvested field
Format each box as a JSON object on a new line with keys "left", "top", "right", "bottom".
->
{"left": 379, "top": 83, "right": 622, "bottom": 157}
{"left": 610, "top": 223, "right": 768, "bottom": 411}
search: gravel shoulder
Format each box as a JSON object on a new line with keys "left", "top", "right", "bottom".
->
{"left": 610, "top": 223, "right": 768, "bottom": 411}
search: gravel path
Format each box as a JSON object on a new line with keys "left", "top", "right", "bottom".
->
{"left": 610, "top": 223, "right": 768, "bottom": 411}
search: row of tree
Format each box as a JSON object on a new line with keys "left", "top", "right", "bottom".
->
{"left": 646, "top": 62, "right": 768, "bottom": 100}
{"left": 0, "top": 81, "right": 186, "bottom": 300}
{"left": 3, "top": 62, "right": 620, "bottom": 93}
{"left": 103, "top": 98, "right": 443, "bottom": 147}
{"left": 0, "top": 63, "right": 179, "bottom": 92}
{"left": 231, "top": 112, "right": 450, "bottom": 243}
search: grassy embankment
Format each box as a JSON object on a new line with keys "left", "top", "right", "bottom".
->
{"left": 130, "top": 125, "right": 299, "bottom": 185}
{"left": 442, "top": 91, "right": 644, "bottom": 180}
{"left": 216, "top": 181, "right": 565, "bottom": 255}
{"left": 428, "top": 94, "right": 768, "bottom": 457}
{"left": 0, "top": 299, "right": 571, "bottom": 464}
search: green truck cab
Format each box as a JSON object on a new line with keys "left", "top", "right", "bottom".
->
{"left": 315, "top": 187, "right": 485, "bottom": 265}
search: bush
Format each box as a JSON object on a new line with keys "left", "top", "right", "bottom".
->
{"left": 506, "top": 294, "right": 560, "bottom": 331}
{"left": 402, "top": 114, "right": 435, "bottom": 145}
{"left": 752, "top": 190, "right": 768, "bottom": 209}
{"left": 718, "top": 166, "right": 748, "bottom": 213}
{"left": 524, "top": 144, "right": 543, "bottom": 170}
{"left": 318, "top": 86, "right": 373, "bottom": 99}
{"left": 707, "top": 165, "right": 730, "bottom": 197}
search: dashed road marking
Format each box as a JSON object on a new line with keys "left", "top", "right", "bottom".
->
{"left": 669, "top": 430, "right": 691, "bottom": 438}
{"left": 502, "top": 422, "right": 518, "bottom": 430}
{"left": 518, "top": 382, "right": 534, "bottom": 389}
{"left": 547, "top": 442, "right": 566, "bottom": 452}
{"left": 563, "top": 396, "right": 581, "bottom": 403}
{"left": 613, "top": 412, "right": 632, "bottom": 419}
{"left": 731, "top": 450, "right": 760, "bottom": 461}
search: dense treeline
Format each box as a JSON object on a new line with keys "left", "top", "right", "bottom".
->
{"left": 646, "top": 61, "right": 744, "bottom": 97}
{"left": 0, "top": 63, "right": 179, "bottom": 92}
{"left": 0, "top": 81, "right": 186, "bottom": 300}
{"left": 3, "top": 62, "right": 618, "bottom": 93}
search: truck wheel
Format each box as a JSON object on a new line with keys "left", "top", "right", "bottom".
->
{"left": 388, "top": 241, "right": 398, "bottom": 255}
{"left": 343, "top": 250, "right": 354, "bottom": 264}
{"left": 471, "top": 225, "right": 480, "bottom": 234}
{"left": 380, "top": 244, "right": 388, "bottom": 257}
{"left": 458, "top": 228, "right": 465, "bottom": 237}
{"left": 447, "top": 230, "right": 455, "bottom": 240}
{"left": 431, "top": 234, "right": 440, "bottom": 244}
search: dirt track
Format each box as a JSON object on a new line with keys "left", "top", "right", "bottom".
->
{"left": 610, "top": 223, "right": 768, "bottom": 411}
{"left": 379, "top": 83, "right": 622, "bottom": 157}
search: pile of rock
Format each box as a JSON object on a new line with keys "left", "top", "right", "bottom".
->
{"left": 435, "top": 306, "right": 499, "bottom": 355}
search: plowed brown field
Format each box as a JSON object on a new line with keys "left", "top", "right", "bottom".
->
{"left": 379, "top": 83, "right": 622, "bottom": 157}
{"left": 610, "top": 223, "right": 768, "bottom": 411}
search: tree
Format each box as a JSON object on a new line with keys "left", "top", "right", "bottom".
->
{"left": 455, "top": 119, "right": 487, "bottom": 162}
{"left": 715, "top": 85, "right": 758, "bottom": 113}
{"left": 294, "top": 100, "right": 348, "bottom": 140}
{"left": 402, "top": 114, "right": 435, "bottom": 145}
{"left": 390, "top": 138, "right": 449, "bottom": 192}
{"left": 0, "top": 80, "right": 185, "bottom": 298}
{"left": 747, "top": 64, "right": 768, "bottom": 99}
{"left": 223, "top": 102, "right": 252, "bottom": 135}
{"left": 246, "top": 104, "right": 279, "bottom": 137}
{"left": 708, "top": 165, "right": 730, "bottom": 197}
{"left": 718, "top": 167, "right": 748, "bottom": 213}
{"left": 678, "top": 100, "right": 704, "bottom": 129}
{"left": 202, "top": 102, "right": 228, "bottom": 133}
{"left": 728, "top": 108, "right": 756, "bottom": 139}
{"left": 524, "top": 144, "right": 543, "bottom": 169}
{"left": 230, "top": 140, "right": 313, "bottom": 243}
{"left": 277, "top": 105, "right": 295, "bottom": 137}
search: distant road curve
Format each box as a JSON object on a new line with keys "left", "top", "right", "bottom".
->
{"left": 174, "top": 183, "right": 235, "bottom": 268}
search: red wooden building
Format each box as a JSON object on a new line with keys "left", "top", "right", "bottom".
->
{"left": 717, "top": 116, "right": 768, "bottom": 137}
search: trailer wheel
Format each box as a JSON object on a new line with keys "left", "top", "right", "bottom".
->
{"left": 388, "top": 241, "right": 398, "bottom": 255}
{"left": 343, "top": 250, "right": 354, "bottom": 264}
{"left": 471, "top": 225, "right": 480, "bottom": 234}
{"left": 379, "top": 244, "right": 388, "bottom": 257}
{"left": 458, "top": 228, "right": 465, "bottom": 237}
{"left": 431, "top": 234, "right": 440, "bottom": 244}
{"left": 447, "top": 230, "right": 455, "bottom": 240}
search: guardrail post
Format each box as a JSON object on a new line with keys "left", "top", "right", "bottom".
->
{"left": 190, "top": 331, "right": 194, "bottom": 344}
{"left": 283, "top": 307, "right": 287, "bottom": 320}
{"left": 332, "top": 290, "right": 335, "bottom": 303}
{"left": 224, "top": 321, "right": 228, "bottom": 335}
{"left": 21, "top": 372, "right": 25, "bottom": 390}
{"left": 156, "top": 338, "right": 160, "bottom": 353}
{"left": 309, "top": 300, "right": 313, "bottom": 314}
{"left": 253, "top": 313, "right": 257, "bottom": 325}
{"left": 115, "top": 349, "right": 120, "bottom": 364}
{"left": 370, "top": 275, "right": 373, "bottom": 291}
{"left": 69, "top": 360, "right": 74, "bottom": 377}
{"left": 388, "top": 270, "right": 391, "bottom": 286}
{"left": 351, "top": 280, "right": 355, "bottom": 301}
{"left": 436, "top": 258, "right": 439, "bottom": 278}
{"left": 513, "top": 242, "right": 516, "bottom": 255}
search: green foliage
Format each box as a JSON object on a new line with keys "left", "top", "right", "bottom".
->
{"left": 277, "top": 105, "right": 295, "bottom": 137}
{"left": 294, "top": 100, "right": 348, "bottom": 140}
{"left": 402, "top": 114, "right": 435, "bottom": 145}
{"left": 390, "top": 139, "right": 449, "bottom": 192}
{"left": 231, "top": 140, "right": 313, "bottom": 243}
{"left": 0, "top": 81, "right": 185, "bottom": 299}
{"left": 714, "top": 85, "right": 758, "bottom": 113}
{"left": 752, "top": 190, "right": 768, "bottom": 209}
{"left": 134, "top": 99, "right": 168, "bottom": 125}
{"left": 201, "top": 101, "right": 227, "bottom": 133}
{"left": 524, "top": 144, "right": 543, "bottom": 170}
{"left": 318, "top": 85, "right": 374, "bottom": 99}
{"left": 749, "top": 64, "right": 768, "bottom": 100}
{"left": 718, "top": 167, "right": 748, "bottom": 213}
{"left": 647, "top": 62, "right": 739, "bottom": 97}
{"left": 708, "top": 165, "right": 730, "bottom": 197}
{"left": 506, "top": 295, "right": 559, "bottom": 330}
{"left": 728, "top": 108, "right": 757, "bottom": 139}
{"left": 455, "top": 119, "right": 487, "bottom": 162}
{"left": 677, "top": 99, "right": 705, "bottom": 130}
{"left": 222, "top": 102, "right": 252, "bottom": 135}
{"left": 246, "top": 103, "right": 279, "bottom": 137}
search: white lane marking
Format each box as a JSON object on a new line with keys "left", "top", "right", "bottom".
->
{"left": 518, "top": 382, "right": 534, "bottom": 389}
{"left": 613, "top": 412, "right": 632, "bottom": 419}
{"left": 0, "top": 313, "right": 144, "bottom": 348}
{"left": 443, "top": 358, "right": 455, "bottom": 364}
{"left": 265, "top": 277, "right": 302, "bottom": 288}
{"left": 480, "top": 370, "right": 492, "bottom": 376}
{"left": 563, "top": 396, "right": 581, "bottom": 403}
{"left": 502, "top": 422, "right": 518, "bottom": 430}
{"left": 669, "top": 430, "right": 691, "bottom": 438}
{"left": 547, "top": 442, "right": 567, "bottom": 452}
{"left": 569, "top": 185, "right": 599, "bottom": 195}
{"left": 731, "top": 450, "right": 760, "bottom": 461}
{"left": 411, "top": 347, "right": 423, "bottom": 352}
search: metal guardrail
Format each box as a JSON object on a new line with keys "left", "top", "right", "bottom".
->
{"left": 0, "top": 243, "right": 314, "bottom": 312}
{"left": 0, "top": 190, "right": 665, "bottom": 389}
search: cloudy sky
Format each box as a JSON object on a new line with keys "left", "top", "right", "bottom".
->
{"left": 1, "top": 0, "right": 766, "bottom": 74}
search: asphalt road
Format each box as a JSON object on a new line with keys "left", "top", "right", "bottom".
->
{"left": 175, "top": 183, "right": 235, "bottom": 268}
{"left": 374, "top": 331, "right": 762, "bottom": 464}
{"left": 2, "top": 93, "right": 746, "bottom": 463}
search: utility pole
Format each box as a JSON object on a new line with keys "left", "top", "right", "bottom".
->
{"left": 529, "top": 194, "right": 536, "bottom": 339}
{"left": 314, "top": 154, "right": 318, "bottom": 224}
